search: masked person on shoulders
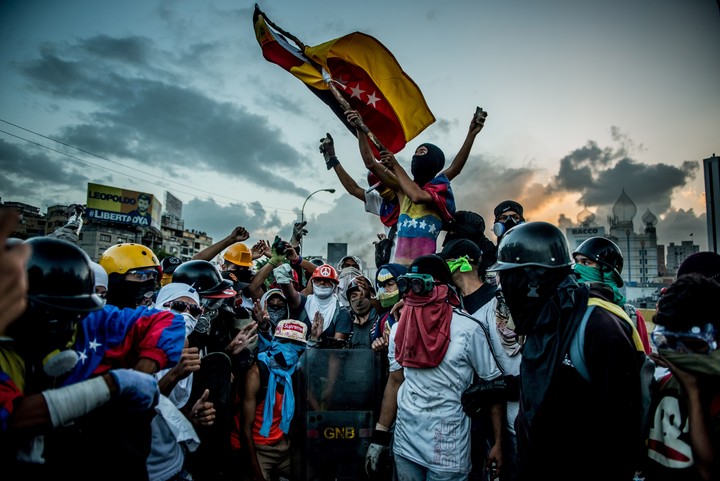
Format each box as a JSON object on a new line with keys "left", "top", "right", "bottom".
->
{"left": 346, "top": 108, "right": 488, "bottom": 266}
{"left": 572, "top": 236, "right": 652, "bottom": 354}
{"left": 3, "top": 237, "right": 183, "bottom": 480}
{"left": 487, "top": 222, "right": 644, "bottom": 481}
{"left": 367, "top": 255, "right": 504, "bottom": 480}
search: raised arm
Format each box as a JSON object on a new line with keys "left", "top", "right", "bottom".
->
{"left": 442, "top": 107, "right": 488, "bottom": 181}
{"left": 193, "top": 226, "right": 250, "bottom": 261}
{"left": 345, "top": 110, "right": 400, "bottom": 191}
{"left": 320, "top": 133, "right": 365, "bottom": 202}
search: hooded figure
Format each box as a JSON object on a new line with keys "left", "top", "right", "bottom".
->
{"left": 411, "top": 143, "right": 445, "bottom": 187}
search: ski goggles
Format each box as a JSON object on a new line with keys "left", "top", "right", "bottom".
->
{"left": 125, "top": 269, "right": 158, "bottom": 282}
{"left": 651, "top": 323, "right": 717, "bottom": 354}
{"left": 164, "top": 300, "right": 204, "bottom": 318}
{"left": 396, "top": 273, "right": 438, "bottom": 296}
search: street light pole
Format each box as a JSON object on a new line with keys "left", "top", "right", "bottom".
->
{"left": 300, "top": 188, "right": 336, "bottom": 253}
{"left": 301, "top": 188, "right": 336, "bottom": 225}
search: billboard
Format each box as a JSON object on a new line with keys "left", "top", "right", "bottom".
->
{"left": 86, "top": 183, "right": 161, "bottom": 229}
{"left": 164, "top": 191, "right": 183, "bottom": 220}
{"left": 565, "top": 226, "right": 606, "bottom": 252}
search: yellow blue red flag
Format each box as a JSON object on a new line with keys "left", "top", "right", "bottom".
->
{"left": 253, "top": 4, "right": 435, "bottom": 154}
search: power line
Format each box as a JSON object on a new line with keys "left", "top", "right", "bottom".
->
{"left": 0, "top": 118, "right": 298, "bottom": 216}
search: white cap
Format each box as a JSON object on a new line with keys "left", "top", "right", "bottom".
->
{"left": 155, "top": 282, "right": 201, "bottom": 308}
{"left": 90, "top": 261, "right": 108, "bottom": 289}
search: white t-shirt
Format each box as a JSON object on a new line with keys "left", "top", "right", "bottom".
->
{"left": 467, "top": 297, "right": 521, "bottom": 435}
{"left": 388, "top": 309, "right": 503, "bottom": 474}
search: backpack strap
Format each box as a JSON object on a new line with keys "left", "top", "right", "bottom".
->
{"left": 588, "top": 298, "right": 645, "bottom": 352}
{"left": 569, "top": 305, "right": 595, "bottom": 382}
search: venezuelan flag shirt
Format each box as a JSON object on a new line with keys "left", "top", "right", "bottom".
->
{"left": 393, "top": 174, "right": 455, "bottom": 266}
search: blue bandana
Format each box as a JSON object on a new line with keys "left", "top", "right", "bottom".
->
{"left": 256, "top": 340, "right": 306, "bottom": 436}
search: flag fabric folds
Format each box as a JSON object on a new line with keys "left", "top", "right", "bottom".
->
{"left": 253, "top": 5, "right": 435, "bottom": 154}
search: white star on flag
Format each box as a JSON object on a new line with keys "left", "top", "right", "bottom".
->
{"left": 78, "top": 350, "right": 88, "bottom": 364}
{"left": 350, "top": 84, "right": 365, "bottom": 99}
{"left": 88, "top": 338, "right": 101, "bottom": 351}
{"left": 366, "top": 91, "right": 380, "bottom": 107}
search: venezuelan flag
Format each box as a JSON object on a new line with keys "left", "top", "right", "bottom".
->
{"left": 253, "top": 5, "right": 435, "bottom": 154}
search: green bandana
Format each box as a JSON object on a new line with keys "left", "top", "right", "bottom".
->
{"left": 658, "top": 349, "right": 720, "bottom": 377}
{"left": 574, "top": 264, "right": 626, "bottom": 305}
{"left": 447, "top": 256, "right": 472, "bottom": 274}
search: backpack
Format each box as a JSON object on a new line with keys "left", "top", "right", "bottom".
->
{"left": 569, "top": 297, "right": 655, "bottom": 455}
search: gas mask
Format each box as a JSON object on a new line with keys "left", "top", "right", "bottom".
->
{"left": 493, "top": 217, "right": 523, "bottom": 238}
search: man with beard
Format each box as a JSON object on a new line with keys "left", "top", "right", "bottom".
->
{"left": 487, "top": 221, "right": 642, "bottom": 481}
{"left": 346, "top": 108, "right": 488, "bottom": 266}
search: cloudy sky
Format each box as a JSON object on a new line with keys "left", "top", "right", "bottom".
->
{"left": 1, "top": 0, "right": 718, "bottom": 264}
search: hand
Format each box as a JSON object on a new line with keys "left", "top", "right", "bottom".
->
{"left": 319, "top": 133, "right": 337, "bottom": 163}
{"left": 0, "top": 209, "right": 30, "bottom": 332}
{"left": 189, "top": 389, "right": 216, "bottom": 426}
{"left": 311, "top": 312, "right": 324, "bottom": 340}
{"left": 252, "top": 299, "right": 270, "bottom": 331}
{"left": 379, "top": 151, "right": 398, "bottom": 172}
{"left": 365, "top": 429, "right": 392, "bottom": 478}
{"left": 390, "top": 299, "right": 404, "bottom": 319}
{"left": 470, "top": 106, "right": 488, "bottom": 136}
{"left": 168, "top": 347, "right": 201, "bottom": 381}
{"left": 251, "top": 239, "right": 270, "bottom": 260}
{"left": 109, "top": 368, "right": 160, "bottom": 412}
{"left": 270, "top": 236, "right": 287, "bottom": 266}
{"left": 226, "top": 321, "right": 259, "bottom": 355}
{"left": 371, "top": 336, "right": 388, "bottom": 352}
{"left": 291, "top": 221, "right": 308, "bottom": 246}
{"left": 376, "top": 233, "right": 387, "bottom": 242}
{"left": 345, "top": 109, "right": 361, "bottom": 129}
{"left": 227, "top": 226, "right": 250, "bottom": 243}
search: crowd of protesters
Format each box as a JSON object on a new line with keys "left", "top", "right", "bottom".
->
{"left": 1, "top": 106, "right": 718, "bottom": 481}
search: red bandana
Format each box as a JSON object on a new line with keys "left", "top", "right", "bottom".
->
{"left": 395, "top": 285, "right": 453, "bottom": 368}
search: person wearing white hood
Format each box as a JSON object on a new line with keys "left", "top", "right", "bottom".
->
{"left": 147, "top": 282, "right": 213, "bottom": 481}
{"left": 89, "top": 260, "right": 109, "bottom": 299}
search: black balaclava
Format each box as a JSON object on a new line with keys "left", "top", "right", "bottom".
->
{"left": 411, "top": 143, "right": 445, "bottom": 187}
{"left": 106, "top": 273, "right": 156, "bottom": 309}
{"left": 497, "top": 266, "right": 571, "bottom": 335}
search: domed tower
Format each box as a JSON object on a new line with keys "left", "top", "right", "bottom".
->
{"left": 608, "top": 188, "right": 636, "bottom": 231}
{"left": 577, "top": 206, "right": 595, "bottom": 226}
{"left": 641, "top": 208, "right": 658, "bottom": 236}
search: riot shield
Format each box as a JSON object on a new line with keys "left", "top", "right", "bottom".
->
{"left": 290, "top": 348, "right": 387, "bottom": 481}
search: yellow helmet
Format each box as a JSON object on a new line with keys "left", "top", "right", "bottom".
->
{"left": 223, "top": 242, "right": 253, "bottom": 268}
{"left": 100, "top": 243, "right": 160, "bottom": 275}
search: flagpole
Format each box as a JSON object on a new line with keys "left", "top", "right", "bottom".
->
{"left": 258, "top": 5, "right": 387, "bottom": 152}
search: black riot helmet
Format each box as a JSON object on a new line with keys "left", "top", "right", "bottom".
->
{"left": 25, "top": 236, "right": 105, "bottom": 312}
{"left": 487, "top": 221, "right": 572, "bottom": 272}
{"left": 172, "top": 260, "right": 236, "bottom": 298}
{"left": 572, "top": 236, "right": 624, "bottom": 287}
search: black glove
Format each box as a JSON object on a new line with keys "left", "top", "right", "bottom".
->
{"left": 291, "top": 221, "right": 308, "bottom": 246}
{"left": 319, "top": 133, "right": 339, "bottom": 169}
{"left": 365, "top": 429, "right": 392, "bottom": 478}
{"left": 461, "top": 375, "right": 513, "bottom": 418}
